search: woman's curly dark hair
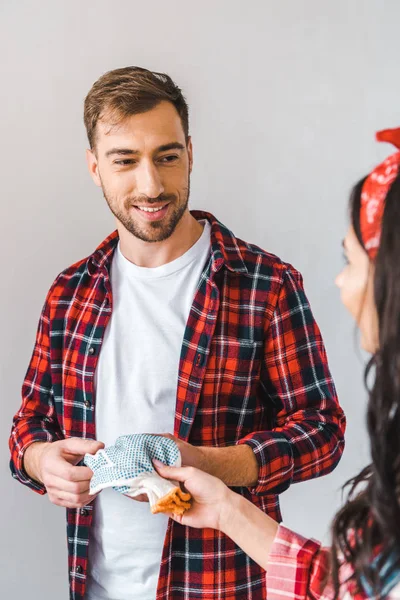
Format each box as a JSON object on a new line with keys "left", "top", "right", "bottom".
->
{"left": 330, "top": 172, "right": 400, "bottom": 598}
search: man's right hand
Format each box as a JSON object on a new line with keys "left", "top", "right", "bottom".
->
{"left": 23, "top": 438, "right": 104, "bottom": 508}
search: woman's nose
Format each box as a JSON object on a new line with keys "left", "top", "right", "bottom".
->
{"left": 335, "top": 271, "right": 343, "bottom": 289}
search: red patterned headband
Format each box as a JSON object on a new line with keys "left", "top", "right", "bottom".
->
{"left": 360, "top": 128, "right": 400, "bottom": 260}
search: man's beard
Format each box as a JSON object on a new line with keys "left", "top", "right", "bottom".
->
{"left": 101, "top": 178, "right": 190, "bottom": 243}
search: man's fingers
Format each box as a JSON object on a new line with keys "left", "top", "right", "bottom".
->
{"left": 61, "top": 437, "right": 105, "bottom": 457}
{"left": 52, "top": 498, "right": 90, "bottom": 509}
{"left": 51, "top": 462, "right": 94, "bottom": 483}
{"left": 47, "top": 476, "right": 91, "bottom": 495}
{"left": 52, "top": 498, "right": 79, "bottom": 509}
{"left": 50, "top": 489, "right": 92, "bottom": 508}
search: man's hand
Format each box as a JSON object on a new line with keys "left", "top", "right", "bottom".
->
{"left": 157, "top": 434, "right": 259, "bottom": 488}
{"left": 160, "top": 434, "right": 207, "bottom": 471}
{"left": 23, "top": 438, "right": 104, "bottom": 508}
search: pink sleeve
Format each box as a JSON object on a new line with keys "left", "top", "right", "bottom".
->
{"left": 266, "top": 525, "right": 335, "bottom": 600}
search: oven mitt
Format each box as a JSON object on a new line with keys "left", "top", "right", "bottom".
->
{"left": 83, "top": 434, "right": 191, "bottom": 516}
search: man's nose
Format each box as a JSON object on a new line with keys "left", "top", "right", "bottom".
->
{"left": 135, "top": 161, "right": 165, "bottom": 199}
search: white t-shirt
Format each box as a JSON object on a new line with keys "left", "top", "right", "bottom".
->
{"left": 86, "top": 221, "right": 211, "bottom": 600}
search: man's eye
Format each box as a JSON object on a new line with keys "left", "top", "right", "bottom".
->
{"left": 159, "top": 155, "right": 179, "bottom": 163}
{"left": 114, "top": 159, "right": 135, "bottom": 166}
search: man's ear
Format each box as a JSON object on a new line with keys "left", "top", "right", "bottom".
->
{"left": 86, "top": 148, "right": 102, "bottom": 187}
{"left": 187, "top": 137, "right": 193, "bottom": 173}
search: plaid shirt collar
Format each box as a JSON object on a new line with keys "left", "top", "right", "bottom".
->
{"left": 86, "top": 210, "right": 248, "bottom": 277}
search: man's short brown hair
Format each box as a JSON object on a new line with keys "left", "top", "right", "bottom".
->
{"left": 84, "top": 66, "right": 189, "bottom": 149}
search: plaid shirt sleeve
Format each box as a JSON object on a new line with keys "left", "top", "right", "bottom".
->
{"left": 9, "top": 284, "right": 63, "bottom": 494}
{"left": 266, "top": 525, "right": 335, "bottom": 599}
{"left": 239, "top": 267, "right": 346, "bottom": 496}
{"left": 267, "top": 526, "right": 367, "bottom": 600}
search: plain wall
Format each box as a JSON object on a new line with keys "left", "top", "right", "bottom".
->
{"left": 1, "top": 1, "right": 400, "bottom": 597}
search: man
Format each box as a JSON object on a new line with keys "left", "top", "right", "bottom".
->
{"left": 10, "top": 66, "right": 346, "bottom": 600}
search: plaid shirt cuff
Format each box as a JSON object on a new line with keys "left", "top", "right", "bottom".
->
{"left": 10, "top": 430, "right": 62, "bottom": 495}
{"left": 269, "top": 524, "right": 322, "bottom": 559}
{"left": 267, "top": 525, "right": 327, "bottom": 600}
{"left": 238, "top": 432, "right": 294, "bottom": 496}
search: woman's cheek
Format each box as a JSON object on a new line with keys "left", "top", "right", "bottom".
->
{"left": 341, "top": 273, "right": 365, "bottom": 322}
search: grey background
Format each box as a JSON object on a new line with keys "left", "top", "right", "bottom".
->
{"left": 1, "top": 1, "right": 399, "bottom": 597}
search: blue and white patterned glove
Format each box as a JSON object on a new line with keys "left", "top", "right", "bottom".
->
{"left": 84, "top": 434, "right": 191, "bottom": 515}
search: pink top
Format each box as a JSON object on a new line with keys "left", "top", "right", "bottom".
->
{"left": 266, "top": 525, "right": 400, "bottom": 600}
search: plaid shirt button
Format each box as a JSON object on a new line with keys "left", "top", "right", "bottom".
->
{"left": 84, "top": 400, "right": 91, "bottom": 408}
{"left": 80, "top": 509, "right": 89, "bottom": 517}
{"left": 88, "top": 347, "right": 95, "bottom": 355}
{"left": 75, "top": 566, "right": 83, "bottom": 574}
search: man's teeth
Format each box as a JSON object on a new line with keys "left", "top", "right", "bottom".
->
{"left": 138, "top": 206, "right": 166, "bottom": 213}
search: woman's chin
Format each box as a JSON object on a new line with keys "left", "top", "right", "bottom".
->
{"left": 360, "top": 333, "right": 377, "bottom": 355}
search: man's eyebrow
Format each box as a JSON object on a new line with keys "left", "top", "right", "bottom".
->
{"left": 105, "top": 142, "right": 185, "bottom": 158}
{"left": 105, "top": 148, "right": 138, "bottom": 157}
{"left": 156, "top": 142, "right": 185, "bottom": 153}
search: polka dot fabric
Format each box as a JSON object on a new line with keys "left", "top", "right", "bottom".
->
{"left": 84, "top": 434, "right": 181, "bottom": 496}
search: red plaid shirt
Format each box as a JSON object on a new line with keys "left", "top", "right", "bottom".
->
{"left": 10, "top": 211, "right": 345, "bottom": 600}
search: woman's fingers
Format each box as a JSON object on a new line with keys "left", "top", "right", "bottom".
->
{"left": 125, "top": 493, "right": 149, "bottom": 502}
{"left": 153, "top": 460, "right": 195, "bottom": 483}
{"left": 166, "top": 511, "right": 184, "bottom": 524}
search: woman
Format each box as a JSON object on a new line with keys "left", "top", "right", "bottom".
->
{"left": 154, "top": 128, "right": 400, "bottom": 599}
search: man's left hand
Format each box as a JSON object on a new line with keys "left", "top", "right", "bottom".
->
{"left": 158, "top": 434, "right": 207, "bottom": 471}
{"left": 155, "top": 434, "right": 259, "bottom": 488}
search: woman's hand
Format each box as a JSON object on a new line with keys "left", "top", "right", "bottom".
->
{"left": 153, "top": 460, "right": 234, "bottom": 530}
{"left": 154, "top": 459, "right": 280, "bottom": 572}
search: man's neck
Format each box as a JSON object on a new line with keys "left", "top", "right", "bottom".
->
{"left": 117, "top": 211, "right": 205, "bottom": 268}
